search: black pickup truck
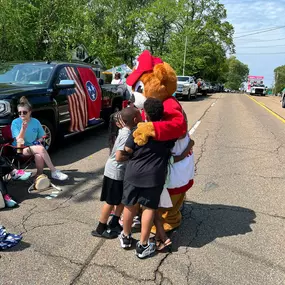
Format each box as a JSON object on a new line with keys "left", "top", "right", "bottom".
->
{"left": 0, "top": 61, "right": 127, "bottom": 150}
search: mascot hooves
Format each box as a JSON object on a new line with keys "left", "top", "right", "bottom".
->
{"left": 151, "top": 223, "right": 179, "bottom": 234}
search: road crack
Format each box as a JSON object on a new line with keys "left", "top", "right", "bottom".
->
{"left": 93, "top": 263, "right": 153, "bottom": 283}
{"left": 34, "top": 249, "right": 83, "bottom": 266}
{"left": 195, "top": 131, "right": 210, "bottom": 173}
{"left": 69, "top": 239, "right": 105, "bottom": 285}
{"left": 154, "top": 252, "right": 173, "bottom": 285}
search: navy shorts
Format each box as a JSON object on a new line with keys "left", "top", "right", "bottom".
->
{"left": 100, "top": 176, "right": 123, "bottom": 206}
{"left": 122, "top": 181, "right": 164, "bottom": 210}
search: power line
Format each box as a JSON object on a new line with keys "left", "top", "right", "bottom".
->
{"left": 222, "top": 0, "right": 257, "bottom": 5}
{"left": 232, "top": 52, "right": 285, "bottom": 55}
{"left": 234, "top": 26, "right": 285, "bottom": 39}
{"left": 235, "top": 37, "right": 285, "bottom": 43}
{"left": 234, "top": 26, "right": 284, "bottom": 35}
{"left": 238, "top": 44, "right": 285, "bottom": 48}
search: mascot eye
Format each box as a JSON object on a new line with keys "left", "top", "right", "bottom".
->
{"left": 134, "top": 80, "right": 144, "bottom": 94}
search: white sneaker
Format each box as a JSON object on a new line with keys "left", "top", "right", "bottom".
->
{"left": 51, "top": 170, "right": 68, "bottom": 181}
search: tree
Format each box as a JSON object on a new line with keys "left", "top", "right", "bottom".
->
{"left": 0, "top": 0, "right": 237, "bottom": 83}
{"left": 274, "top": 65, "right": 285, "bottom": 94}
{"left": 164, "top": 0, "right": 235, "bottom": 81}
{"left": 85, "top": 0, "right": 152, "bottom": 67}
{"left": 224, "top": 56, "right": 249, "bottom": 90}
{"left": 0, "top": 0, "right": 89, "bottom": 61}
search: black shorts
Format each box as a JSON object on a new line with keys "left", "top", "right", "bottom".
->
{"left": 100, "top": 176, "right": 123, "bottom": 206}
{"left": 122, "top": 181, "right": 164, "bottom": 210}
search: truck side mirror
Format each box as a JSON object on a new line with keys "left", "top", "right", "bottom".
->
{"left": 56, "top": 79, "right": 75, "bottom": 89}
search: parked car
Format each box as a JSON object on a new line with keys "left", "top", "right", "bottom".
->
{"left": 280, "top": 88, "right": 285, "bottom": 108}
{"left": 205, "top": 82, "right": 213, "bottom": 93}
{"left": 0, "top": 61, "right": 125, "bottom": 150}
{"left": 176, "top": 76, "right": 198, "bottom": 100}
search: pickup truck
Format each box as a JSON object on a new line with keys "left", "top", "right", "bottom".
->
{"left": 0, "top": 61, "right": 126, "bottom": 150}
{"left": 176, "top": 76, "right": 198, "bottom": 100}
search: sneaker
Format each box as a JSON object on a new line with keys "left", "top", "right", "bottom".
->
{"left": 109, "top": 223, "right": 123, "bottom": 234}
{"left": 136, "top": 241, "right": 156, "bottom": 259}
{"left": 51, "top": 170, "right": 68, "bottom": 181}
{"left": 4, "top": 195, "right": 18, "bottom": 208}
{"left": 109, "top": 210, "right": 115, "bottom": 217}
{"left": 91, "top": 228, "right": 118, "bottom": 239}
{"left": 118, "top": 232, "right": 133, "bottom": 248}
{"left": 132, "top": 216, "right": 141, "bottom": 229}
{"left": 11, "top": 170, "right": 32, "bottom": 181}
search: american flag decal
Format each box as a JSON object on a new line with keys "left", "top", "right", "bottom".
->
{"left": 65, "top": 67, "right": 88, "bottom": 132}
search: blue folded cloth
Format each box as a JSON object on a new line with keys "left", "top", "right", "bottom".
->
{"left": 0, "top": 225, "right": 22, "bottom": 250}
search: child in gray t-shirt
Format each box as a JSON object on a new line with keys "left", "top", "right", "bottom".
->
{"left": 91, "top": 107, "right": 142, "bottom": 238}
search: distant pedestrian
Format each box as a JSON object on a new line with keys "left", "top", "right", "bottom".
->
{"left": 111, "top": 72, "right": 123, "bottom": 84}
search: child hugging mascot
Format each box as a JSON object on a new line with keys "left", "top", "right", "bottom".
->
{"left": 126, "top": 50, "right": 193, "bottom": 233}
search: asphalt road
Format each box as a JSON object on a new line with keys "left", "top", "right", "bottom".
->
{"left": 1, "top": 93, "right": 285, "bottom": 285}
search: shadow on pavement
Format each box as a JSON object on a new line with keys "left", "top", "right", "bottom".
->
{"left": 1, "top": 241, "right": 31, "bottom": 252}
{"left": 7, "top": 166, "right": 105, "bottom": 204}
{"left": 178, "top": 94, "right": 214, "bottom": 102}
{"left": 171, "top": 201, "right": 256, "bottom": 250}
{"left": 51, "top": 125, "right": 108, "bottom": 167}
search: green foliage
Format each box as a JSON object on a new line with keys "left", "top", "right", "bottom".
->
{"left": 274, "top": 65, "right": 285, "bottom": 94}
{"left": 0, "top": 0, "right": 88, "bottom": 61}
{"left": 224, "top": 56, "right": 249, "bottom": 90}
{"left": 0, "top": 0, "right": 246, "bottom": 83}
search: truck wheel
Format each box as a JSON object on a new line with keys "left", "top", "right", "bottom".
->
{"left": 282, "top": 98, "right": 285, "bottom": 108}
{"left": 39, "top": 118, "right": 55, "bottom": 151}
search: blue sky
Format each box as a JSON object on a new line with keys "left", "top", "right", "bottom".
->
{"left": 221, "top": 0, "right": 285, "bottom": 87}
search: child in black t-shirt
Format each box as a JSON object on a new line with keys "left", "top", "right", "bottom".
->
{"left": 119, "top": 98, "right": 174, "bottom": 259}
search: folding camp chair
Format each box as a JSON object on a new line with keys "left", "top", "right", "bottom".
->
{"left": 1, "top": 125, "right": 34, "bottom": 171}
{"left": 0, "top": 125, "right": 48, "bottom": 176}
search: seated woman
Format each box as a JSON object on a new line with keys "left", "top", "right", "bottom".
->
{"left": 11, "top": 96, "right": 68, "bottom": 181}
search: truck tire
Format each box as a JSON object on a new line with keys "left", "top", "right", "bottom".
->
{"left": 282, "top": 97, "right": 285, "bottom": 108}
{"left": 38, "top": 118, "right": 55, "bottom": 151}
{"left": 193, "top": 90, "right": 198, "bottom": 99}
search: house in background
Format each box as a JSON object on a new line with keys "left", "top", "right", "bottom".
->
{"left": 72, "top": 44, "right": 106, "bottom": 80}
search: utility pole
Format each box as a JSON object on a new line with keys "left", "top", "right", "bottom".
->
{"left": 183, "top": 36, "right": 188, "bottom": 76}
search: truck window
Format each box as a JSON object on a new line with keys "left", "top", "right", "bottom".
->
{"left": 0, "top": 63, "right": 53, "bottom": 86}
{"left": 54, "top": 67, "right": 71, "bottom": 85}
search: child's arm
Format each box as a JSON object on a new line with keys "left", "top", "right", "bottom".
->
{"left": 173, "top": 139, "right": 195, "bottom": 163}
{"left": 115, "top": 131, "right": 135, "bottom": 162}
{"left": 116, "top": 150, "right": 130, "bottom": 162}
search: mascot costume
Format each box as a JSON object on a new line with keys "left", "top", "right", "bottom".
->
{"left": 126, "top": 50, "right": 194, "bottom": 233}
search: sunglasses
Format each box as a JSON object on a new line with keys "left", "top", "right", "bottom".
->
{"left": 18, "top": 111, "right": 28, "bottom": 115}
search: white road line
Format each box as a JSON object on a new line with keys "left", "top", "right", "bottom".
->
{"left": 188, "top": 99, "right": 216, "bottom": 136}
{"left": 189, "top": 120, "right": 201, "bottom": 135}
